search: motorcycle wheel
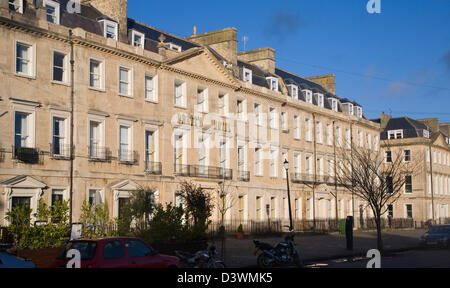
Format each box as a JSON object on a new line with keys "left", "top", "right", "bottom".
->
{"left": 209, "top": 261, "right": 226, "bottom": 268}
{"left": 257, "top": 254, "right": 274, "bottom": 268}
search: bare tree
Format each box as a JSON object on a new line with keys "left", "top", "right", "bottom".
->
{"left": 216, "top": 180, "right": 237, "bottom": 227}
{"left": 334, "top": 142, "right": 423, "bottom": 252}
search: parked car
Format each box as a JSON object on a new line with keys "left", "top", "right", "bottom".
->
{"left": 0, "top": 252, "right": 35, "bottom": 268}
{"left": 420, "top": 225, "right": 450, "bottom": 248}
{"left": 52, "top": 237, "right": 180, "bottom": 268}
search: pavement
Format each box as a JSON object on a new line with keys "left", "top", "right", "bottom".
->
{"left": 213, "top": 229, "right": 426, "bottom": 268}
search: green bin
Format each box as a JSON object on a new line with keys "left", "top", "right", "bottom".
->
{"left": 339, "top": 220, "right": 346, "bottom": 234}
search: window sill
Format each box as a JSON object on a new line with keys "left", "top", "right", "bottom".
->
{"left": 174, "top": 105, "right": 187, "bottom": 110}
{"left": 145, "top": 99, "right": 159, "bottom": 104}
{"left": 119, "top": 93, "right": 134, "bottom": 99}
{"left": 89, "top": 86, "right": 106, "bottom": 93}
{"left": 15, "top": 73, "right": 36, "bottom": 80}
{"left": 51, "top": 80, "right": 70, "bottom": 87}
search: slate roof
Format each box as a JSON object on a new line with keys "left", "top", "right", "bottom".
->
{"left": 381, "top": 117, "right": 431, "bottom": 140}
{"left": 29, "top": 1, "right": 370, "bottom": 118}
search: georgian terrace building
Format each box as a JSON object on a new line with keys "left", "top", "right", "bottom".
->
{"left": 0, "top": 0, "right": 381, "bottom": 227}
{"left": 378, "top": 114, "right": 450, "bottom": 222}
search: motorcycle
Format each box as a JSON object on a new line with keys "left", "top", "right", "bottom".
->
{"left": 253, "top": 233, "right": 303, "bottom": 268}
{"left": 175, "top": 245, "right": 226, "bottom": 268}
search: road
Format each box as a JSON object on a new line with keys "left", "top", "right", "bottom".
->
{"left": 306, "top": 248, "right": 450, "bottom": 268}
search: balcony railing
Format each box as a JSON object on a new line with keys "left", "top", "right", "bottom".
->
{"left": 238, "top": 170, "right": 250, "bottom": 182}
{"left": 118, "top": 149, "right": 138, "bottom": 165}
{"left": 174, "top": 164, "right": 233, "bottom": 180}
{"left": 145, "top": 161, "right": 162, "bottom": 175}
{"left": 292, "top": 173, "right": 314, "bottom": 183}
{"left": 88, "top": 145, "right": 110, "bottom": 162}
{"left": 50, "top": 143, "right": 71, "bottom": 160}
{"left": 13, "top": 146, "right": 40, "bottom": 164}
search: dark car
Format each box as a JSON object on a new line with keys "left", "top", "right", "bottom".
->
{"left": 52, "top": 237, "right": 180, "bottom": 268}
{"left": 420, "top": 225, "right": 450, "bottom": 248}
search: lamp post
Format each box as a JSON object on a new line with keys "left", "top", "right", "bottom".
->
{"left": 284, "top": 159, "right": 294, "bottom": 232}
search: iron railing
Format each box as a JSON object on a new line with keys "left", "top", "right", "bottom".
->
{"left": 88, "top": 145, "right": 110, "bottom": 162}
{"left": 237, "top": 170, "right": 250, "bottom": 182}
{"left": 292, "top": 173, "right": 314, "bottom": 183}
{"left": 12, "top": 146, "right": 40, "bottom": 164}
{"left": 174, "top": 164, "right": 233, "bottom": 180}
{"left": 118, "top": 149, "right": 138, "bottom": 165}
{"left": 50, "top": 143, "right": 71, "bottom": 159}
{"left": 145, "top": 161, "right": 162, "bottom": 175}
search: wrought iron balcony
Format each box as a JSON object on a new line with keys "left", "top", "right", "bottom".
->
{"left": 13, "top": 146, "right": 40, "bottom": 164}
{"left": 88, "top": 145, "right": 110, "bottom": 162}
{"left": 118, "top": 149, "right": 138, "bottom": 165}
{"left": 292, "top": 173, "right": 314, "bottom": 183}
{"left": 174, "top": 164, "right": 233, "bottom": 180}
{"left": 145, "top": 160, "right": 162, "bottom": 175}
{"left": 50, "top": 143, "right": 71, "bottom": 160}
{"left": 238, "top": 170, "right": 250, "bottom": 182}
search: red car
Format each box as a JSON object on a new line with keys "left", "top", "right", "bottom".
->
{"left": 52, "top": 237, "right": 180, "bottom": 268}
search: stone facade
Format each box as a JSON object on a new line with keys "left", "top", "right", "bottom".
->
{"left": 0, "top": 0, "right": 384, "bottom": 228}
{"left": 380, "top": 116, "right": 450, "bottom": 222}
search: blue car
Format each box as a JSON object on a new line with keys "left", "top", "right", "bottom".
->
{"left": 420, "top": 225, "right": 450, "bottom": 248}
{"left": 0, "top": 252, "right": 35, "bottom": 268}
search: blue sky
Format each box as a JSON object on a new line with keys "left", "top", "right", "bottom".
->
{"left": 128, "top": 0, "right": 450, "bottom": 122}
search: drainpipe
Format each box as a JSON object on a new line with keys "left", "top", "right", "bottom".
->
{"left": 312, "top": 113, "right": 317, "bottom": 228}
{"left": 429, "top": 142, "right": 435, "bottom": 222}
{"left": 350, "top": 121, "right": 355, "bottom": 225}
{"left": 333, "top": 120, "right": 339, "bottom": 222}
{"left": 69, "top": 30, "right": 75, "bottom": 225}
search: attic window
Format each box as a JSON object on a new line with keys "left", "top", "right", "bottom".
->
{"left": 287, "top": 85, "right": 298, "bottom": 99}
{"left": 354, "top": 106, "right": 363, "bottom": 118}
{"left": 100, "top": 20, "right": 118, "bottom": 40}
{"left": 243, "top": 68, "right": 252, "bottom": 84}
{"left": 302, "top": 90, "right": 312, "bottom": 104}
{"left": 9, "top": 0, "right": 23, "bottom": 13}
{"left": 330, "top": 98, "right": 338, "bottom": 112}
{"left": 388, "top": 130, "right": 403, "bottom": 140}
{"left": 423, "top": 130, "right": 430, "bottom": 139}
{"left": 130, "top": 30, "right": 145, "bottom": 48}
{"left": 44, "top": 0, "right": 60, "bottom": 24}
{"left": 343, "top": 103, "right": 354, "bottom": 115}
{"left": 314, "top": 93, "right": 324, "bottom": 108}
{"left": 167, "top": 43, "right": 182, "bottom": 52}
{"left": 266, "top": 77, "right": 278, "bottom": 91}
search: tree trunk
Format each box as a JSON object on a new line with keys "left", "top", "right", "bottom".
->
{"left": 375, "top": 216, "right": 383, "bottom": 254}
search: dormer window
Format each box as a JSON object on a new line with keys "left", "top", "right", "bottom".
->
{"left": 9, "top": 0, "right": 23, "bottom": 13}
{"left": 388, "top": 130, "right": 403, "bottom": 140}
{"left": 343, "top": 103, "right": 354, "bottom": 115}
{"left": 423, "top": 130, "right": 430, "bottom": 139}
{"left": 99, "top": 20, "right": 118, "bottom": 40}
{"left": 43, "top": 0, "right": 60, "bottom": 24}
{"left": 302, "top": 90, "right": 313, "bottom": 104}
{"left": 287, "top": 85, "right": 298, "bottom": 99}
{"left": 330, "top": 98, "right": 338, "bottom": 112}
{"left": 354, "top": 106, "right": 363, "bottom": 118}
{"left": 130, "top": 30, "right": 145, "bottom": 48}
{"left": 314, "top": 93, "right": 324, "bottom": 108}
{"left": 167, "top": 43, "right": 182, "bottom": 52}
{"left": 243, "top": 68, "right": 252, "bottom": 84}
{"left": 266, "top": 77, "right": 278, "bottom": 91}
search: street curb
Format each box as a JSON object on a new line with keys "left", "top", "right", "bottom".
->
{"left": 302, "top": 246, "right": 420, "bottom": 265}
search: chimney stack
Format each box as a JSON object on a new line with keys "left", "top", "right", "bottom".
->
{"left": 238, "top": 47, "right": 276, "bottom": 74}
{"left": 380, "top": 113, "right": 392, "bottom": 130}
{"left": 186, "top": 27, "right": 238, "bottom": 69}
{"left": 193, "top": 26, "right": 197, "bottom": 36}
